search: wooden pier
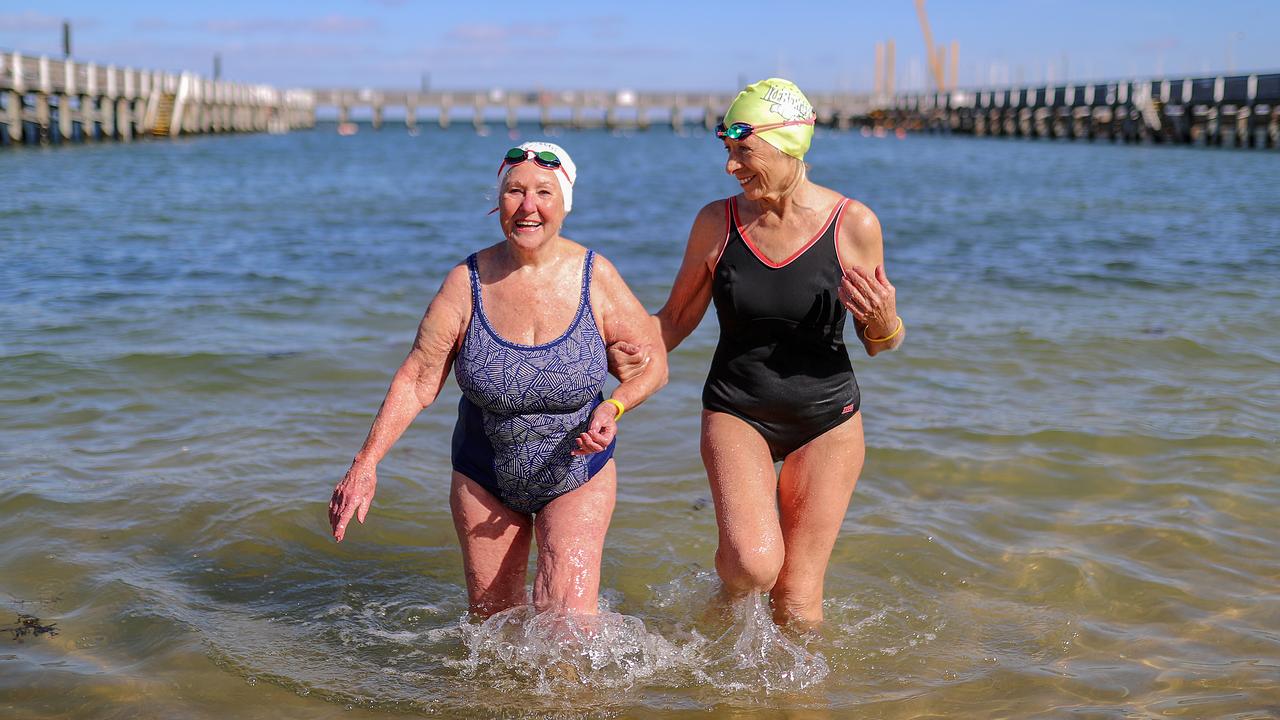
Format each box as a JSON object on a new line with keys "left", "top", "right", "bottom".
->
{"left": 878, "top": 72, "right": 1280, "bottom": 148}
{"left": 5, "top": 47, "right": 1275, "bottom": 152}
{"left": 311, "top": 74, "right": 1279, "bottom": 149}
{"left": 308, "top": 88, "right": 873, "bottom": 133}
{"left": 0, "top": 50, "right": 315, "bottom": 146}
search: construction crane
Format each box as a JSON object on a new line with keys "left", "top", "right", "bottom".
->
{"left": 876, "top": 1, "right": 957, "bottom": 96}
{"left": 913, "top": 0, "right": 955, "bottom": 91}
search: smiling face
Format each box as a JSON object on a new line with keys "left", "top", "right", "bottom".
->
{"left": 723, "top": 134, "right": 804, "bottom": 202}
{"left": 498, "top": 162, "right": 566, "bottom": 249}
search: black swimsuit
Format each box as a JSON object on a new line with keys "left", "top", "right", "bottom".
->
{"left": 702, "top": 196, "right": 861, "bottom": 461}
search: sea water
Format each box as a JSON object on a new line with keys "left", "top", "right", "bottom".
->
{"left": 1, "top": 126, "right": 1278, "bottom": 718}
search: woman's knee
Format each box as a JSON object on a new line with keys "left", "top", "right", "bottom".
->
{"left": 715, "top": 543, "right": 784, "bottom": 592}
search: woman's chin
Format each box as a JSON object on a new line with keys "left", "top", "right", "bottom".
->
{"left": 506, "top": 228, "right": 552, "bottom": 247}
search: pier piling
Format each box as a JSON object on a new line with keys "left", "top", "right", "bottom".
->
{"left": 1, "top": 49, "right": 313, "bottom": 148}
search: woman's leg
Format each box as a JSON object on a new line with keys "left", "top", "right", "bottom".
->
{"left": 531, "top": 460, "right": 617, "bottom": 613}
{"left": 771, "top": 413, "right": 865, "bottom": 626}
{"left": 449, "top": 471, "right": 534, "bottom": 617}
{"left": 701, "top": 410, "right": 785, "bottom": 597}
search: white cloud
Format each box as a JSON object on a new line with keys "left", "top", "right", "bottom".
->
{"left": 444, "top": 22, "right": 558, "bottom": 45}
{"left": 0, "top": 11, "right": 62, "bottom": 32}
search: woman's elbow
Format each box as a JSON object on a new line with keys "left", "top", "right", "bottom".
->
{"left": 644, "top": 355, "right": 670, "bottom": 396}
{"left": 655, "top": 363, "right": 670, "bottom": 390}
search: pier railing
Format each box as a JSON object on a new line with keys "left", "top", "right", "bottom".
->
{"left": 310, "top": 74, "right": 1278, "bottom": 149}
{"left": 877, "top": 72, "right": 1280, "bottom": 148}
{"left": 0, "top": 50, "right": 316, "bottom": 146}
{"left": 307, "top": 88, "right": 874, "bottom": 132}
{"left": 6, "top": 51, "right": 1275, "bottom": 150}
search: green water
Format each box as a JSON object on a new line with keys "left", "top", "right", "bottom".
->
{"left": 1, "top": 127, "right": 1278, "bottom": 718}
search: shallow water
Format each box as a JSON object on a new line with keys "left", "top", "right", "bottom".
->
{"left": 1, "top": 127, "right": 1278, "bottom": 718}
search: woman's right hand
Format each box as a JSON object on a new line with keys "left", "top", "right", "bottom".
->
{"left": 606, "top": 341, "right": 650, "bottom": 382}
{"left": 330, "top": 460, "right": 377, "bottom": 542}
{"left": 571, "top": 402, "right": 619, "bottom": 456}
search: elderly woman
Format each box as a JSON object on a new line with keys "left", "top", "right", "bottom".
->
{"left": 329, "top": 142, "right": 667, "bottom": 617}
{"left": 615, "top": 79, "right": 904, "bottom": 626}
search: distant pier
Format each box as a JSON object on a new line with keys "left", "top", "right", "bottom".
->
{"left": 880, "top": 72, "right": 1280, "bottom": 148}
{"left": 307, "top": 88, "right": 872, "bottom": 133}
{"left": 0, "top": 50, "right": 315, "bottom": 146}
{"left": 5, "top": 49, "right": 1276, "bottom": 152}
{"left": 311, "top": 74, "right": 1279, "bottom": 149}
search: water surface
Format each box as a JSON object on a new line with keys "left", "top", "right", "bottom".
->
{"left": 2, "top": 127, "right": 1278, "bottom": 718}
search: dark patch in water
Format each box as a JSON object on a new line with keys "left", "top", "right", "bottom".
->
{"left": 3, "top": 613, "right": 59, "bottom": 642}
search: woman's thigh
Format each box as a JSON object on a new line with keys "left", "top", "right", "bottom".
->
{"left": 449, "top": 471, "right": 534, "bottom": 615}
{"left": 775, "top": 413, "right": 865, "bottom": 589}
{"left": 531, "top": 460, "right": 617, "bottom": 613}
{"left": 700, "top": 411, "right": 785, "bottom": 585}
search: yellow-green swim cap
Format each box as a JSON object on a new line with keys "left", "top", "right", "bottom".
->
{"left": 722, "top": 78, "right": 816, "bottom": 160}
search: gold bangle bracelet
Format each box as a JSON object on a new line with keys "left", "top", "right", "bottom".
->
{"left": 863, "top": 317, "right": 904, "bottom": 343}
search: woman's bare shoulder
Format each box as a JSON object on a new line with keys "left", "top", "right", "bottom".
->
{"left": 837, "top": 198, "right": 882, "bottom": 241}
{"left": 436, "top": 259, "right": 472, "bottom": 302}
{"left": 687, "top": 197, "right": 732, "bottom": 253}
{"left": 833, "top": 197, "right": 884, "bottom": 267}
{"left": 585, "top": 251, "right": 630, "bottom": 294}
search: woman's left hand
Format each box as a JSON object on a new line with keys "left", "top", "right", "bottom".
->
{"left": 606, "top": 341, "right": 651, "bottom": 383}
{"left": 572, "top": 402, "right": 618, "bottom": 456}
{"left": 839, "top": 264, "right": 898, "bottom": 336}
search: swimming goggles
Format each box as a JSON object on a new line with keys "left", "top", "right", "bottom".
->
{"left": 497, "top": 147, "right": 569, "bottom": 182}
{"left": 715, "top": 118, "right": 815, "bottom": 141}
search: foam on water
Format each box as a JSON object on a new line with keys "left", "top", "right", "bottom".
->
{"left": 649, "top": 570, "right": 831, "bottom": 694}
{"left": 447, "top": 573, "right": 832, "bottom": 703}
{"left": 164, "top": 569, "right": 839, "bottom": 714}
{"left": 452, "top": 605, "right": 691, "bottom": 697}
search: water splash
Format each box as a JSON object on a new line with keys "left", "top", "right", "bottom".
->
{"left": 453, "top": 605, "right": 692, "bottom": 698}
{"left": 650, "top": 570, "right": 830, "bottom": 694}
{"left": 696, "top": 595, "right": 830, "bottom": 693}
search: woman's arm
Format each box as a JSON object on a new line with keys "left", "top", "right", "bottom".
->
{"left": 330, "top": 264, "right": 470, "bottom": 541}
{"left": 836, "top": 201, "right": 905, "bottom": 357}
{"left": 653, "top": 200, "right": 727, "bottom": 351}
{"left": 573, "top": 254, "right": 671, "bottom": 455}
{"left": 607, "top": 200, "right": 726, "bottom": 382}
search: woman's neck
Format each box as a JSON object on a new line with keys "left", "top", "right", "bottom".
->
{"left": 751, "top": 177, "right": 819, "bottom": 222}
{"left": 499, "top": 236, "right": 563, "bottom": 272}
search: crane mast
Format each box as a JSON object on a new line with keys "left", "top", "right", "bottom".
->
{"left": 914, "top": 0, "right": 949, "bottom": 91}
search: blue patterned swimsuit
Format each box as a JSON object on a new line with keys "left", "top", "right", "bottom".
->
{"left": 451, "top": 250, "right": 616, "bottom": 514}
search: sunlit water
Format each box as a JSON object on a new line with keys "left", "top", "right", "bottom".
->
{"left": 1, "top": 126, "right": 1278, "bottom": 718}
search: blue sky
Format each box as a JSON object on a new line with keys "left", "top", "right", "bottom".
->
{"left": 1, "top": 1, "right": 1274, "bottom": 92}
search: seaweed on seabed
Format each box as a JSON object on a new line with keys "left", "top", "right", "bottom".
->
{"left": 3, "top": 613, "right": 59, "bottom": 642}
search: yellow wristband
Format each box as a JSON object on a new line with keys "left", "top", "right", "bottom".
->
{"left": 604, "top": 398, "right": 626, "bottom": 420}
{"left": 863, "top": 317, "right": 904, "bottom": 343}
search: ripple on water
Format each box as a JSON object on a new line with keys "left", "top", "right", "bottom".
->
{"left": 153, "top": 569, "right": 837, "bottom": 716}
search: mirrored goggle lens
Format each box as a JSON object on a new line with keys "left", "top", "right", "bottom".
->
{"left": 531, "top": 151, "right": 561, "bottom": 168}
{"left": 504, "top": 148, "right": 561, "bottom": 169}
{"left": 715, "top": 123, "right": 751, "bottom": 140}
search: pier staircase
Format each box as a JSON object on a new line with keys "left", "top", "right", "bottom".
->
{"left": 151, "top": 92, "right": 176, "bottom": 137}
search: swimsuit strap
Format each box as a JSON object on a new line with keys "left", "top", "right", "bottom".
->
{"left": 465, "top": 252, "right": 483, "bottom": 316}
{"left": 579, "top": 249, "right": 596, "bottom": 307}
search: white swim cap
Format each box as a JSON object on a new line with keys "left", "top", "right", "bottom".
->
{"left": 500, "top": 141, "right": 577, "bottom": 212}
